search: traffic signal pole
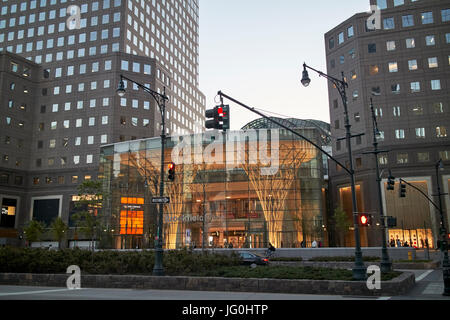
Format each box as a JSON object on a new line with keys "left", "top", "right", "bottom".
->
{"left": 217, "top": 90, "right": 366, "bottom": 280}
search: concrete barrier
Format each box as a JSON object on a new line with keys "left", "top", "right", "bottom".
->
{"left": 0, "top": 271, "right": 415, "bottom": 297}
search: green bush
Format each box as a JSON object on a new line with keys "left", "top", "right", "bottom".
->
{"left": 0, "top": 247, "right": 402, "bottom": 281}
{"left": 0, "top": 247, "right": 240, "bottom": 275}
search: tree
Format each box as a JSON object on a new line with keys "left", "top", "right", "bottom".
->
{"left": 50, "top": 217, "right": 68, "bottom": 249}
{"left": 73, "top": 180, "right": 105, "bottom": 250}
{"left": 333, "top": 207, "right": 352, "bottom": 247}
{"left": 23, "top": 220, "right": 45, "bottom": 247}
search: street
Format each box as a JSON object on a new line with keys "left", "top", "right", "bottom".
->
{"left": 0, "top": 269, "right": 448, "bottom": 300}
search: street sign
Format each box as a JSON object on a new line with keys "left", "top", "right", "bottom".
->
{"left": 151, "top": 197, "right": 170, "bottom": 204}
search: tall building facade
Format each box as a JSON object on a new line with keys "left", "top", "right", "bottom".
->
{"left": 325, "top": 0, "right": 450, "bottom": 248}
{"left": 0, "top": 0, "right": 205, "bottom": 245}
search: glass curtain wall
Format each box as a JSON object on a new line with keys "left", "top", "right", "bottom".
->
{"left": 99, "top": 129, "right": 325, "bottom": 249}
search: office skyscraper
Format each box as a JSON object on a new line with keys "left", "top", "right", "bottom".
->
{"left": 0, "top": 0, "right": 205, "bottom": 245}
{"left": 325, "top": 0, "right": 449, "bottom": 247}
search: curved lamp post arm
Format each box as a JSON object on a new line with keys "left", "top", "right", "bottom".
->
{"left": 118, "top": 74, "right": 169, "bottom": 118}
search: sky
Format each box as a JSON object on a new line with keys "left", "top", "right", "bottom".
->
{"left": 198, "top": 0, "right": 371, "bottom": 130}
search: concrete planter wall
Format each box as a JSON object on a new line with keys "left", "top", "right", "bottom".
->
{"left": 0, "top": 271, "right": 415, "bottom": 297}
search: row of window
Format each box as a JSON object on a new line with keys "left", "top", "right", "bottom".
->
{"left": 0, "top": 0, "right": 121, "bottom": 14}
{"left": 33, "top": 154, "right": 95, "bottom": 167}
{"left": 335, "top": 126, "right": 448, "bottom": 150}
{"left": 376, "top": 0, "right": 420, "bottom": 10}
{"left": 332, "top": 34, "right": 450, "bottom": 69}
{"left": 378, "top": 150, "right": 450, "bottom": 166}
{"left": 336, "top": 150, "right": 450, "bottom": 173}
{"left": 37, "top": 135, "right": 109, "bottom": 149}
{"left": 31, "top": 174, "right": 96, "bottom": 186}
{"left": 346, "top": 79, "right": 446, "bottom": 105}
{"left": 329, "top": 3, "right": 450, "bottom": 49}
{"left": 0, "top": 171, "right": 96, "bottom": 186}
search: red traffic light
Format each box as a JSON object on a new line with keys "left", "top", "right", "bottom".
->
{"left": 359, "top": 213, "right": 370, "bottom": 226}
{"left": 168, "top": 162, "right": 175, "bottom": 181}
{"left": 360, "top": 215, "right": 368, "bottom": 225}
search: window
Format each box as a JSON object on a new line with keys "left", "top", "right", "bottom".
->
{"left": 408, "top": 60, "right": 418, "bottom": 71}
{"left": 393, "top": 106, "right": 401, "bottom": 117}
{"left": 431, "top": 80, "right": 441, "bottom": 91}
{"left": 426, "top": 35, "right": 435, "bottom": 46}
{"left": 436, "top": 126, "right": 447, "bottom": 138}
{"left": 389, "top": 62, "right": 398, "bottom": 73}
{"left": 338, "top": 32, "right": 344, "bottom": 45}
{"left": 377, "top": 0, "right": 387, "bottom": 10}
{"left": 428, "top": 57, "right": 438, "bottom": 68}
{"left": 391, "top": 84, "right": 400, "bottom": 94}
{"left": 379, "top": 155, "right": 388, "bottom": 166}
{"left": 329, "top": 37, "right": 334, "bottom": 49}
{"left": 415, "top": 128, "right": 425, "bottom": 139}
{"left": 410, "top": 82, "right": 420, "bottom": 93}
{"left": 421, "top": 12, "right": 433, "bottom": 24}
{"left": 433, "top": 102, "right": 444, "bottom": 114}
{"left": 442, "top": 9, "right": 450, "bottom": 22}
{"left": 395, "top": 129, "right": 405, "bottom": 139}
{"left": 402, "top": 15, "right": 414, "bottom": 27}
{"left": 440, "top": 151, "right": 450, "bottom": 161}
{"left": 417, "top": 152, "right": 430, "bottom": 163}
{"left": 412, "top": 105, "right": 423, "bottom": 115}
{"left": 406, "top": 38, "right": 415, "bottom": 48}
{"left": 369, "top": 65, "right": 379, "bottom": 75}
{"left": 368, "top": 43, "right": 376, "bottom": 53}
{"left": 383, "top": 17, "right": 395, "bottom": 30}
{"left": 397, "top": 153, "right": 408, "bottom": 164}
{"left": 393, "top": 0, "right": 404, "bottom": 7}
{"left": 386, "top": 41, "right": 396, "bottom": 51}
{"left": 347, "top": 26, "right": 354, "bottom": 38}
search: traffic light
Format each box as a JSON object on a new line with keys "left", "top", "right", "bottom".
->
{"left": 205, "top": 106, "right": 221, "bottom": 129}
{"left": 168, "top": 162, "right": 175, "bottom": 181}
{"left": 221, "top": 105, "right": 230, "bottom": 130}
{"left": 399, "top": 182, "right": 406, "bottom": 198}
{"left": 205, "top": 105, "right": 230, "bottom": 130}
{"left": 359, "top": 213, "right": 371, "bottom": 227}
{"left": 387, "top": 174, "right": 395, "bottom": 191}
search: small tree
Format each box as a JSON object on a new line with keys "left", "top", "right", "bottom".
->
{"left": 23, "top": 220, "right": 45, "bottom": 247}
{"left": 333, "top": 207, "right": 352, "bottom": 247}
{"left": 73, "top": 180, "right": 105, "bottom": 251}
{"left": 50, "top": 217, "right": 68, "bottom": 249}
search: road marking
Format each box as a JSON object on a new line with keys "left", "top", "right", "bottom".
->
{"left": 377, "top": 296, "right": 391, "bottom": 300}
{"left": 415, "top": 270, "right": 433, "bottom": 282}
{"left": 0, "top": 288, "right": 83, "bottom": 297}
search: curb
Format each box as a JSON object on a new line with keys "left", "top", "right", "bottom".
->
{"left": 0, "top": 271, "right": 415, "bottom": 297}
{"left": 271, "top": 260, "right": 440, "bottom": 270}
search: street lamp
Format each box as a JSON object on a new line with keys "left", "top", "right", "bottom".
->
{"left": 301, "top": 63, "right": 366, "bottom": 280}
{"left": 365, "top": 96, "right": 392, "bottom": 272}
{"left": 117, "top": 74, "right": 169, "bottom": 276}
{"left": 435, "top": 159, "right": 450, "bottom": 296}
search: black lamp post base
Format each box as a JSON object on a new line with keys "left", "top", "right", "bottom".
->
{"left": 352, "top": 267, "right": 367, "bottom": 281}
{"left": 443, "top": 266, "right": 450, "bottom": 296}
{"left": 153, "top": 248, "right": 165, "bottom": 276}
{"left": 380, "top": 260, "right": 393, "bottom": 273}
